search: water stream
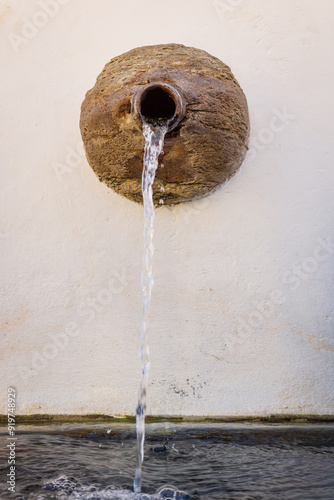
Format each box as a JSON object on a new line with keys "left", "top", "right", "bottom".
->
{"left": 134, "top": 121, "right": 167, "bottom": 493}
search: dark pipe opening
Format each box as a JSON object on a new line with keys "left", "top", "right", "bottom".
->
{"left": 132, "top": 82, "right": 186, "bottom": 132}
{"left": 140, "top": 87, "right": 176, "bottom": 120}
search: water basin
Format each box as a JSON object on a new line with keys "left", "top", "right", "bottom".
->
{"left": 1, "top": 422, "right": 334, "bottom": 499}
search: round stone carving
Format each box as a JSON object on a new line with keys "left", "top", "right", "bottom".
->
{"left": 80, "top": 44, "right": 249, "bottom": 205}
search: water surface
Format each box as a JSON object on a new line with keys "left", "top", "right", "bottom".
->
{"left": 1, "top": 423, "right": 333, "bottom": 499}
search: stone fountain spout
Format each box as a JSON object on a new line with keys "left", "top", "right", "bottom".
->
{"left": 80, "top": 43, "right": 250, "bottom": 206}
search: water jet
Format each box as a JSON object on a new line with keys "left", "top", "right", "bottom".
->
{"left": 80, "top": 43, "right": 251, "bottom": 494}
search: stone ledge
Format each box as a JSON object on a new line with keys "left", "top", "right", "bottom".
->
{"left": 1, "top": 414, "right": 334, "bottom": 425}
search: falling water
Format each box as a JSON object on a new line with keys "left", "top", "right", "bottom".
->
{"left": 134, "top": 120, "right": 167, "bottom": 493}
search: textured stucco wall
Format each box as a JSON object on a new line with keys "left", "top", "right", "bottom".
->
{"left": 1, "top": 0, "right": 333, "bottom": 417}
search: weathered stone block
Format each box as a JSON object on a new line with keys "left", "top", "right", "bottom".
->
{"left": 80, "top": 44, "right": 249, "bottom": 205}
